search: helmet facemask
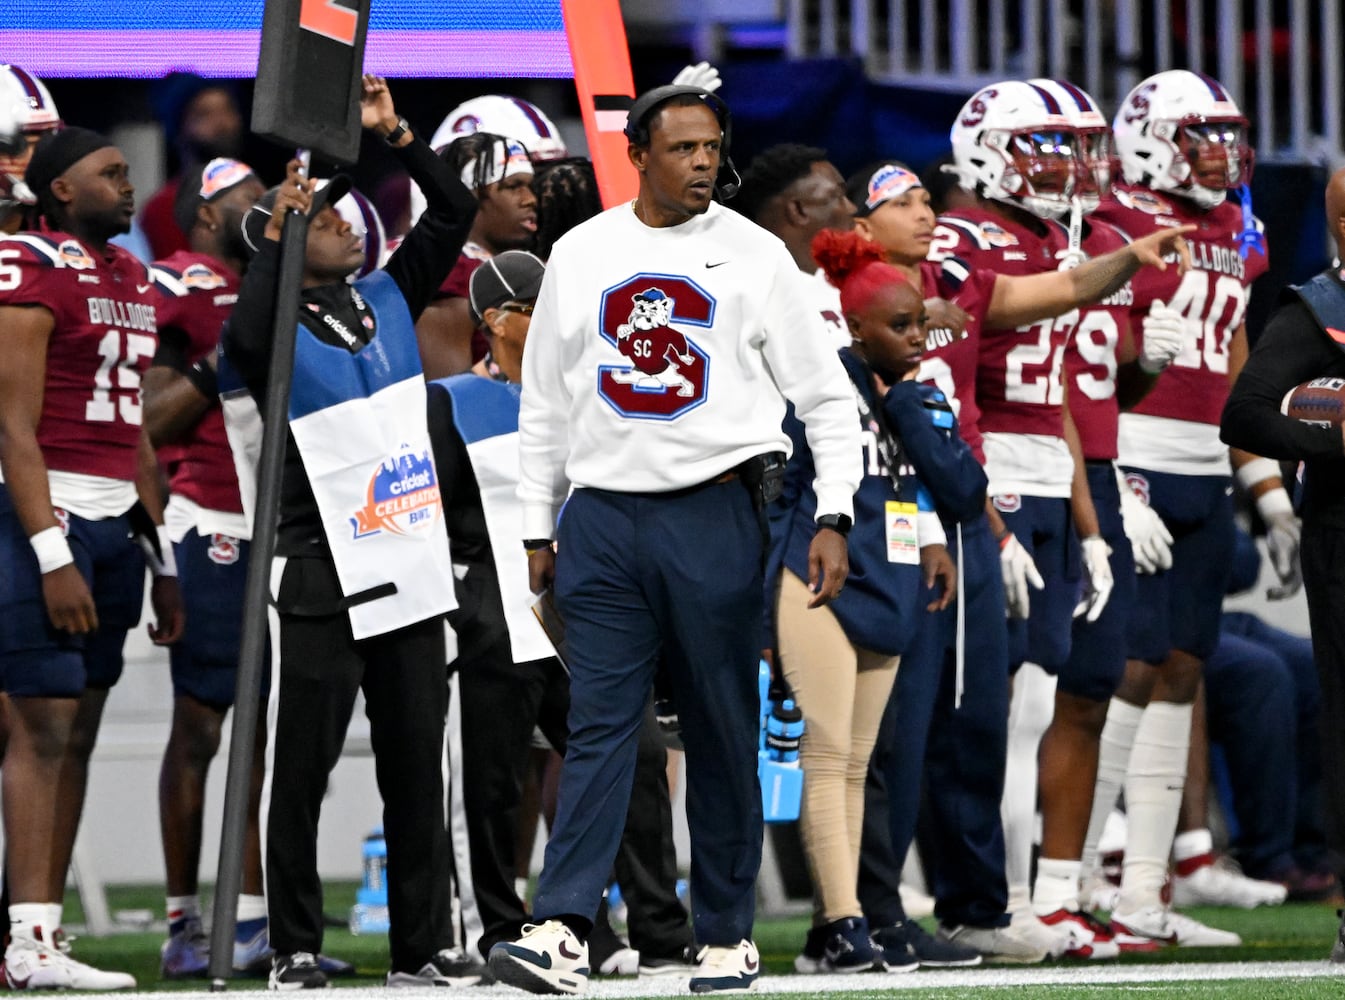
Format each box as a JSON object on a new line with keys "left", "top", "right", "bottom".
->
{"left": 985, "top": 127, "right": 1079, "bottom": 220}
{"left": 1166, "top": 116, "right": 1253, "bottom": 209}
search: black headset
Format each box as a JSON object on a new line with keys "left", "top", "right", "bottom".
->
{"left": 623, "top": 84, "right": 740, "bottom": 201}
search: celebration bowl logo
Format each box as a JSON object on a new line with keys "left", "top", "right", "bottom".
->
{"left": 350, "top": 448, "right": 442, "bottom": 539}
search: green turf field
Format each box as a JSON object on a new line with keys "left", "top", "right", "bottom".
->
{"left": 54, "top": 883, "right": 1345, "bottom": 997}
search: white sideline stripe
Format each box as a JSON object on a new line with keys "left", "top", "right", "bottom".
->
{"left": 98, "top": 960, "right": 1345, "bottom": 998}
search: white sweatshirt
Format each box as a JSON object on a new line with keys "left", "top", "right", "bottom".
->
{"left": 518, "top": 201, "right": 861, "bottom": 539}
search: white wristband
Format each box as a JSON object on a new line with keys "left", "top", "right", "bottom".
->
{"left": 1235, "top": 457, "right": 1281, "bottom": 492}
{"left": 1255, "top": 486, "right": 1294, "bottom": 520}
{"left": 30, "top": 526, "right": 74, "bottom": 574}
{"left": 139, "top": 524, "right": 178, "bottom": 577}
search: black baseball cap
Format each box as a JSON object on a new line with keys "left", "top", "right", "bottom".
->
{"left": 240, "top": 174, "right": 352, "bottom": 256}
{"left": 469, "top": 250, "right": 545, "bottom": 323}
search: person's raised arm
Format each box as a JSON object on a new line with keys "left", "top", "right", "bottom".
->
{"left": 986, "top": 225, "right": 1195, "bottom": 329}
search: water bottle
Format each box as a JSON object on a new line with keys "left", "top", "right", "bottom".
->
{"left": 350, "top": 827, "right": 390, "bottom": 934}
{"left": 765, "top": 698, "right": 804, "bottom": 764}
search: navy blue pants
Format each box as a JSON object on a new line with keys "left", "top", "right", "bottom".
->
{"left": 1207, "top": 612, "right": 1323, "bottom": 877}
{"left": 859, "top": 513, "right": 1011, "bottom": 929}
{"left": 0, "top": 484, "right": 143, "bottom": 696}
{"left": 1123, "top": 469, "right": 1233, "bottom": 663}
{"left": 170, "top": 529, "right": 270, "bottom": 708}
{"left": 996, "top": 495, "right": 1079, "bottom": 673}
{"left": 1060, "top": 463, "right": 1135, "bottom": 702}
{"left": 534, "top": 483, "right": 764, "bottom": 946}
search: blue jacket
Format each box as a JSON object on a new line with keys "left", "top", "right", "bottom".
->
{"left": 766, "top": 350, "right": 986, "bottom": 656}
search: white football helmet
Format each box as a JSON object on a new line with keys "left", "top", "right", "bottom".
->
{"left": 1028, "top": 78, "right": 1113, "bottom": 214}
{"left": 949, "top": 80, "right": 1081, "bottom": 220}
{"left": 0, "top": 64, "right": 60, "bottom": 138}
{"left": 1, "top": 65, "right": 60, "bottom": 207}
{"left": 1113, "top": 69, "right": 1252, "bottom": 210}
{"left": 429, "top": 95, "right": 567, "bottom": 162}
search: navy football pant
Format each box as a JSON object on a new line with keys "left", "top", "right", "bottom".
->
{"left": 0, "top": 485, "right": 143, "bottom": 696}
{"left": 859, "top": 513, "right": 1011, "bottom": 929}
{"left": 534, "top": 483, "right": 763, "bottom": 946}
{"left": 1060, "top": 463, "right": 1135, "bottom": 702}
{"left": 997, "top": 495, "right": 1079, "bottom": 673}
{"left": 1123, "top": 469, "right": 1233, "bottom": 663}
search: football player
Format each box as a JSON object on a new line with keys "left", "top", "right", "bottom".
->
{"left": 0, "top": 127, "right": 182, "bottom": 989}
{"left": 845, "top": 148, "right": 1187, "bottom": 964}
{"left": 0, "top": 64, "right": 61, "bottom": 234}
{"left": 1082, "top": 69, "right": 1291, "bottom": 946}
{"left": 1022, "top": 79, "right": 1186, "bottom": 952}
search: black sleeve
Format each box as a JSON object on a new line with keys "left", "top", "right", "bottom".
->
{"left": 426, "top": 384, "right": 465, "bottom": 515}
{"left": 1221, "top": 299, "right": 1345, "bottom": 461}
{"left": 220, "top": 239, "right": 282, "bottom": 402}
{"left": 383, "top": 135, "right": 479, "bottom": 321}
{"left": 150, "top": 324, "right": 192, "bottom": 372}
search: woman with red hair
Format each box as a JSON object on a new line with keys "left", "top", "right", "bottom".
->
{"left": 772, "top": 229, "right": 985, "bottom": 974}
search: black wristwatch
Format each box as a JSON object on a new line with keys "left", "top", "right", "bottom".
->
{"left": 523, "top": 538, "right": 553, "bottom": 554}
{"left": 815, "top": 513, "right": 852, "bottom": 537}
{"left": 383, "top": 117, "right": 410, "bottom": 145}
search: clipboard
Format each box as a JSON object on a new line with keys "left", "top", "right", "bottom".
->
{"left": 530, "top": 588, "right": 569, "bottom": 672}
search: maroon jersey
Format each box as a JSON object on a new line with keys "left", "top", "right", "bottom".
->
{"left": 1061, "top": 220, "right": 1134, "bottom": 461}
{"left": 150, "top": 250, "right": 244, "bottom": 514}
{"left": 933, "top": 207, "right": 1070, "bottom": 440}
{"left": 0, "top": 232, "right": 157, "bottom": 482}
{"left": 433, "top": 242, "right": 490, "bottom": 363}
{"left": 1093, "top": 183, "right": 1268, "bottom": 429}
{"left": 916, "top": 256, "right": 998, "bottom": 464}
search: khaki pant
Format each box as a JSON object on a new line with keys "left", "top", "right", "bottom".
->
{"left": 777, "top": 570, "right": 899, "bottom": 923}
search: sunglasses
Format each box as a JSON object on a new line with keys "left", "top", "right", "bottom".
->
{"left": 499, "top": 300, "right": 536, "bottom": 316}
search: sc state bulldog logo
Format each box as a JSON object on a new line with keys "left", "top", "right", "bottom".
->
{"left": 207, "top": 533, "right": 241, "bottom": 565}
{"left": 597, "top": 274, "right": 713, "bottom": 420}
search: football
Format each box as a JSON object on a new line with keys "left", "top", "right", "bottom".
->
{"left": 1282, "top": 377, "right": 1345, "bottom": 425}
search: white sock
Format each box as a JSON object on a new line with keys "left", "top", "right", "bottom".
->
{"left": 1033, "top": 857, "right": 1082, "bottom": 916}
{"left": 167, "top": 894, "right": 201, "bottom": 925}
{"left": 1172, "top": 828, "right": 1212, "bottom": 862}
{"left": 46, "top": 903, "right": 63, "bottom": 934}
{"left": 1118, "top": 700, "right": 1192, "bottom": 913}
{"left": 1001, "top": 663, "right": 1058, "bottom": 902}
{"left": 1081, "top": 698, "right": 1143, "bottom": 873}
{"left": 9, "top": 904, "right": 50, "bottom": 943}
{"left": 236, "top": 894, "right": 268, "bottom": 922}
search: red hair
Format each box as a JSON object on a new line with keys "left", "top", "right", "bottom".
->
{"left": 811, "top": 229, "right": 910, "bottom": 316}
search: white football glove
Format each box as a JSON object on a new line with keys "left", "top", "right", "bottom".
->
{"left": 1257, "top": 486, "right": 1302, "bottom": 599}
{"left": 1074, "top": 535, "right": 1114, "bottom": 623}
{"left": 1139, "top": 299, "right": 1185, "bottom": 374}
{"left": 999, "top": 531, "right": 1045, "bottom": 619}
{"left": 1116, "top": 467, "right": 1173, "bottom": 573}
{"left": 672, "top": 61, "right": 722, "bottom": 92}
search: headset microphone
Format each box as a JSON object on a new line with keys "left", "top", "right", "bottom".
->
{"left": 624, "top": 84, "right": 739, "bottom": 201}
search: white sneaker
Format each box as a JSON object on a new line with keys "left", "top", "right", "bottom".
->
{"left": 1172, "top": 858, "right": 1288, "bottom": 909}
{"left": 488, "top": 920, "right": 589, "bottom": 995}
{"left": 689, "top": 940, "right": 759, "bottom": 994}
{"left": 5, "top": 933, "right": 74, "bottom": 990}
{"left": 6, "top": 932, "right": 136, "bottom": 991}
{"left": 1009, "top": 909, "right": 1071, "bottom": 958}
{"left": 1036, "top": 909, "right": 1120, "bottom": 960}
{"left": 1111, "top": 904, "right": 1241, "bottom": 948}
{"left": 936, "top": 922, "right": 1048, "bottom": 964}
